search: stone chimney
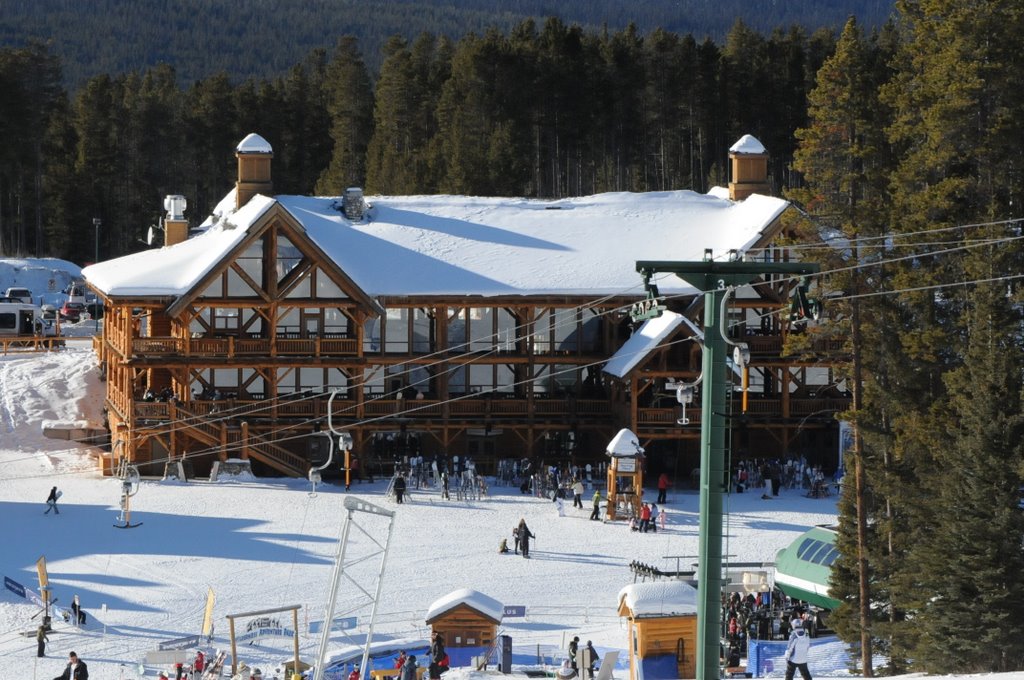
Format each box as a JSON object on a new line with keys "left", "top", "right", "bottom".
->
{"left": 163, "top": 194, "right": 188, "bottom": 246}
{"left": 728, "top": 134, "right": 770, "bottom": 201}
{"left": 235, "top": 133, "right": 274, "bottom": 209}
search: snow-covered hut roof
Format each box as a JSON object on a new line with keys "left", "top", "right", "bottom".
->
{"left": 606, "top": 428, "right": 643, "bottom": 457}
{"left": 617, "top": 581, "right": 699, "bottom": 618}
{"left": 729, "top": 134, "right": 767, "bottom": 155}
{"left": 83, "top": 188, "right": 788, "bottom": 299}
{"left": 425, "top": 588, "right": 503, "bottom": 624}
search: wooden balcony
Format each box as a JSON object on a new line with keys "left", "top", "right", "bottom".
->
{"left": 133, "top": 395, "right": 612, "bottom": 425}
{"left": 129, "top": 334, "right": 359, "bottom": 358}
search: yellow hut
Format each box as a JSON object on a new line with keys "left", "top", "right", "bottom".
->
{"left": 605, "top": 428, "right": 644, "bottom": 520}
{"left": 617, "top": 580, "right": 699, "bottom": 679}
{"left": 425, "top": 588, "right": 503, "bottom": 652}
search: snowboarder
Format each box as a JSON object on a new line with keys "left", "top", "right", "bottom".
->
{"left": 45, "top": 486, "right": 61, "bottom": 514}
{"left": 568, "top": 636, "right": 579, "bottom": 671}
{"left": 498, "top": 538, "right": 509, "bottom": 554}
{"left": 590, "top": 490, "right": 603, "bottom": 521}
{"left": 192, "top": 650, "right": 206, "bottom": 679}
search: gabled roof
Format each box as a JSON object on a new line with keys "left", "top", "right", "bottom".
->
{"left": 425, "top": 588, "right": 503, "bottom": 624}
{"left": 83, "top": 189, "right": 789, "bottom": 300}
{"left": 602, "top": 311, "right": 696, "bottom": 379}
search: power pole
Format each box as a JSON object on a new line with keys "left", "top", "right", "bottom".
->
{"left": 635, "top": 258, "right": 819, "bottom": 680}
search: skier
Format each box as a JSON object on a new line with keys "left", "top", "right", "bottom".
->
{"left": 45, "top": 486, "right": 61, "bottom": 514}
{"left": 36, "top": 624, "right": 48, "bottom": 657}
{"left": 590, "top": 490, "right": 603, "bottom": 521}
{"left": 394, "top": 473, "right": 406, "bottom": 504}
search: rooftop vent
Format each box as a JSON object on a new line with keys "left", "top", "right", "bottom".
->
{"left": 164, "top": 194, "right": 187, "bottom": 220}
{"left": 342, "top": 187, "right": 366, "bottom": 221}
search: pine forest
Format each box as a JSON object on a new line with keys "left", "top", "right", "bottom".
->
{"left": 2, "top": 0, "right": 1024, "bottom": 673}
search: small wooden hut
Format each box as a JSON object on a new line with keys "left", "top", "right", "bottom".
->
{"left": 617, "top": 580, "right": 699, "bottom": 679}
{"left": 605, "top": 428, "right": 644, "bottom": 520}
{"left": 425, "top": 588, "right": 503, "bottom": 650}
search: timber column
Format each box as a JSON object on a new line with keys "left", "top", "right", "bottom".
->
{"left": 635, "top": 259, "right": 818, "bottom": 680}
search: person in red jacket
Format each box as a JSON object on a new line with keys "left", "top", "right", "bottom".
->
{"left": 657, "top": 473, "right": 670, "bottom": 504}
{"left": 638, "top": 503, "right": 652, "bottom": 532}
{"left": 395, "top": 650, "right": 408, "bottom": 669}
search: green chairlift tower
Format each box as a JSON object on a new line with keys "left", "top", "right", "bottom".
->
{"left": 633, "top": 257, "right": 819, "bottom": 680}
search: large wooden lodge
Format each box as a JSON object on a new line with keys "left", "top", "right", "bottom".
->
{"left": 83, "top": 133, "right": 848, "bottom": 480}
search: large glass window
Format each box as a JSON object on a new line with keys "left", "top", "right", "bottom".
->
{"left": 385, "top": 308, "right": 409, "bottom": 352}
{"left": 469, "top": 307, "right": 494, "bottom": 351}
{"left": 236, "top": 240, "right": 263, "bottom": 288}
{"left": 276, "top": 236, "right": 302, "bottom": 282}
{"left": 448, "top": 309, "right": 467, "bottom": 352}
{"left": 213, "top": 308, "right": 239, "bottom": 332}
{"left": 532, "top": 308, "right": 551, "bottom": 353}
{"left": 412, "top": 309, "right": 432, "bottom": 352}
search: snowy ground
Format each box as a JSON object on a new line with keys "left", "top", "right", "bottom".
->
{"left": 1, "top": 345, "right": 1019, "bottom": 680}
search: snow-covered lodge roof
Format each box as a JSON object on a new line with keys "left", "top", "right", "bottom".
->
{"left": 84, "top": 181, "right": 788, "bottom": 300}
{"left": 425, "top": 588, "right": 504, "bottom": 624}
{"left": 617, "top": 581, "right": 699, "bottom": 618}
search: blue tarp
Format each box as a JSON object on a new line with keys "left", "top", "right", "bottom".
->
{"left": 747, "top": 636, "right": 852, "bottom": 678}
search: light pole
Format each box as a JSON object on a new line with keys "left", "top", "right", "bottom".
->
{"left": 93, "top": 217, "right": 101, "bottom": 263}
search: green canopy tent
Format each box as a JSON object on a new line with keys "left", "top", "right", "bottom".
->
{"left": 773, "top": 525, "right": 841, "bottom": 610}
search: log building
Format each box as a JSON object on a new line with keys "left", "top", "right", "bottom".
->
{"left": 82, "top": 133, "right": 847, "bottom": 480}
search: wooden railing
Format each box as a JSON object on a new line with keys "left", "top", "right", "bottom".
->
{"left": 247, "top": 436, "right": 308, "bottom": 477}
{"left": 130, "top": 335, "right": 359, "bottom": 358}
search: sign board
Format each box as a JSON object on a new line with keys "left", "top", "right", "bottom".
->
{"left": 616, "top": 457, "right": 636, "bottom": 473}
{"left": 503, "top": 605, "right": 526, "bottom": 618}
{"left": 4, "top": 576, "right": 26, "bottom": 599}
{"left": 145, "top": 650, "right": 190, "bottom": 665}
{"left": 158, "top": 634, "right": 201, "bottom": 651}
{"left": 308, "top": 616, "right": 357, "bottom": 634}
{"left": 236, "top": 626, "right": 295, "bottom": 643}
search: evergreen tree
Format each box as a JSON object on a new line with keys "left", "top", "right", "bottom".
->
{"left": 881, "top": 0, "right": 1024, "bottom": 670}
{"left": 365, "top": 36, "right": 420, "bottom": 193}
{"left": 788, "top": 18, "right": 896, "bottom": 672}
{"left": 316, "top": 36, "right": 374, "bottom": 195}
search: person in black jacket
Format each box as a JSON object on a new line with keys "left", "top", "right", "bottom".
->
{"left": 429, "top": 632, "right": 447, "bottom": 679}
{"left": 53, "top": 651, "right": 88, "bottom": 680}
{"left": 517, "top": 518, "right": 535, "bottom": 558}
{"left": 394, "top": 473, "right": 407, "bottom": 504}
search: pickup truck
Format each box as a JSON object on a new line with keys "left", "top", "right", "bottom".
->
{"left": 3, "top": 287, "right": 33, "bottom": 304}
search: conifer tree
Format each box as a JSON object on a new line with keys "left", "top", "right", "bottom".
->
{"left": 881, "top": 0, "right": 1024, "bottom": 670}
{"left": 788, "top": 18, "right": 896, "bottom": 673}
{"left": 316, "top": 37, "right": 374, "bottom": 195}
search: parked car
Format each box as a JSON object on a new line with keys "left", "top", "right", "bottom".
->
{"left": 60, "top": 301, "right": 86, "bottom": 322}
{"left": 3, "top": 287, "right": 33, "bottom": 304}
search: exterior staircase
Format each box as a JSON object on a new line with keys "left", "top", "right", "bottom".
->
{"left": 173, "top": 403, "right": 309, "bottom": 478}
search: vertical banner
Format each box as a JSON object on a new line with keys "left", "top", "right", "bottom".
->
{"left": 201, "top": 587, "right": 216, "bottom": 638}
{"left": 36, "top": 556, "right": 49, "bottom": 604}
